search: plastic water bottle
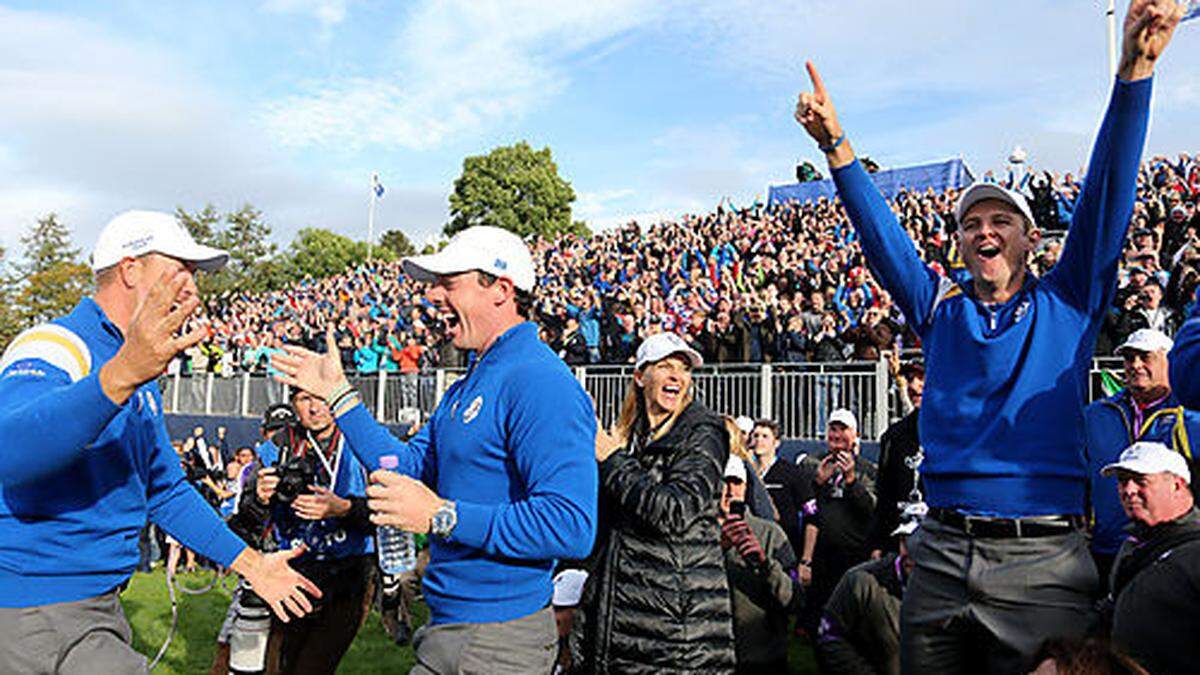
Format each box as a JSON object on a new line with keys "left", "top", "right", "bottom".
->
{"left": 376, "top": 455, "right": 417, "bottom": 574}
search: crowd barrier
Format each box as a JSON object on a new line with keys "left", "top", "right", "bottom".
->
{"left": 160, "top": 356, "right": 1125, "bottom": 442}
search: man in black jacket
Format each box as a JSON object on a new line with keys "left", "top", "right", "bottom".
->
{"left": 751, "top": 418, "right": 811, "bottom": 560}
{"left": 867, "top": 360, "right": 924, "bottom": 557}
{"left": 797, "top": 409, "right": 877, "bottom": 634}
{"left": 1100, "top": 441, "right": 1200, "bottom": 675}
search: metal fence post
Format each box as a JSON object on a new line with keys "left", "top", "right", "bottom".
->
{"left": 170, "top": 371, "right": 181, "bottom": 413}
{"left": 434, "top": 369, "right": 447, "bottom": 406}
{"left": 204, "top": 372, "right": 215, "bottom": 415}
{"left": 240, "top": 372, "right": 251, "bottom": 417}
{"left": 873, "top": 357, "right": 890, "bottom": 439}
{"left": 575, "top": 366, "right": 587, "bottom": 387}
{"left": 376, "top": 371, "right": 388, "bottom": 422}
{"left": 759, "top": 363, "right": 773, "bottom": 420}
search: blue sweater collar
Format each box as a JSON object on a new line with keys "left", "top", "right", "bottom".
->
{"left": 70, "top": 297, "right": 124, "bottom": 348}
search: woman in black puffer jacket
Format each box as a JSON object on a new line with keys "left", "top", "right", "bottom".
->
{"left": 571, "top": 332, "right": 735, "bottom": 674}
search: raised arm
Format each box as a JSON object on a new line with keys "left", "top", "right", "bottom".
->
{"left": 1046, "top": 0, "right": 1181, "bottom": 314}
{"left": 0, "top": 271, "right": 206, "bottom": 486}
{"left": 272, "top": 331, "right": 431, "bottom": 476}
{"left": 794, "top": 62, "right": 941, "bottom": 329}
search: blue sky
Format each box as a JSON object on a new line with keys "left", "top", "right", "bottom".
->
{"left": 0, "top": 0, "right": 1197, "bottom": 256}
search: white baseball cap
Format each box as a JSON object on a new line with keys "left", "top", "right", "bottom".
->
{"left": 402, "top": 226, "right": 536, "bottom": 292}
{"left": 552, "top": 569, "right": 588, "bottom": 607}
{"left": 734, "top": 415, "right": 755, "bottom": 435}
{"left": 1101, "top": 441, "right": 1191, "bottom": 483}
{"left": 723, "top": 455, "right": 747, "bottom": 482}
{"left": 954, "top": 183, "right": 1037, "bottom": 229}
{"left": 91, "top": 210, "right": 229, "bottom": 272}
{"left": 828, "top": 408, "right": 858, "bottom": 433}
{"left": 1117, "top": 328, "right": 1174, "bottom": 355}
{"left": 634, "top": 331, "right": 703, "bottom": 371}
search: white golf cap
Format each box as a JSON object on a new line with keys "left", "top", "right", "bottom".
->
{"left": 634, "top": 331, "right": 703, "bottom": 371}
{"left": 723, "top": 455, "right": 747, "bottom": 482}
{"left": 954, "top": 182, "right": 1037, "bottom": 229}
{"left": 734, "top": 415, "right": 755, "bottom": 435}
{"left": 1117, "top": 328, "right": 1174, "bottom": 355}
{"left": 828, "top": 408, "right": 858, "bottom": 433}
{"left": 402, "top": 226, "right": 535, "bottom": 291}
{"left": 1101, "top": 441, "right": 1191, "bottom": 483}
{"left": 552, "top": 569, "right": 588, "bottom": 607}
{"left": 91, "top": 210, "right": 229, "bottom": 272}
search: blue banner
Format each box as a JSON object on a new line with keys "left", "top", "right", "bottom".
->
{"left": 768, "top": 157, "right": 974, "bottom": 206}
{"left": 1185, "top": 0, "right": 1199, "bottom": 22}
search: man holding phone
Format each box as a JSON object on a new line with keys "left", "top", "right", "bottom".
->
{"left": 719, "top": 456, "right": 801, "bottom": 675}
{"left": 797, "top": 409, "right": 877, "bottom": 633}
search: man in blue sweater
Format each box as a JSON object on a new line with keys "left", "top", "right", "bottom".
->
{"left": 1171, "top": 288, "right": 1200, "bottom": 408}
{"left": 0, "top": 210, "right": 318, "bottom": 673}
{"left": 273, "top": 225, "right": 597, "bottom": 675}
{"left": 794, "top": 1, "right": 1183, "bottom": 671}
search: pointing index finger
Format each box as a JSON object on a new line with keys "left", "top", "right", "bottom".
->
{"left": 806, "top": 60, "right": 827, "bottom": 97}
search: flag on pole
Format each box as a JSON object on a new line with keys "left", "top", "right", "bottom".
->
{"left": 372, "top": 173, "right": 385, "bottom": 199}
{"left": 1184, "top": 0, "right": 1200, "bottom": 23}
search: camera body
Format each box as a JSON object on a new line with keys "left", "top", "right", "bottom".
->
{"left": 273, "top": 451, "right": 318, "bottom": 506}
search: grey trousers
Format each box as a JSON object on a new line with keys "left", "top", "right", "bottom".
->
{"left": 0, "top": 589, "right": 148, "bottom": 674}
{"left": 410, "top": 606, "right": 556, "bottom": 675}
{"left": 901, "top": 517, "right": 1098, "bottom": 675}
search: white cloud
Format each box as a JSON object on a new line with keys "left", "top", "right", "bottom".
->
{"left": 262, "top": 0, "right": 348, "bottom": 29}
{"left": 261, "top": 0, "right": 665, "bottom": 150}
{"left": 0, "top": 6, "right": 446, "bottom": 257}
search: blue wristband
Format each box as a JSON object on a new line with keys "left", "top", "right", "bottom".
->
{"left": 819, "top": 134, "right": 846, "bottom": 153}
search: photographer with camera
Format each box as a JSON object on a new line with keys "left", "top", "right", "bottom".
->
{"left": 233, "top": 386, "right": 376, "bottom": 674}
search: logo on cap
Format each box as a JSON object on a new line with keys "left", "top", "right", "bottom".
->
{"left": 494, "top": 258, "right": 508, "bottom": 270}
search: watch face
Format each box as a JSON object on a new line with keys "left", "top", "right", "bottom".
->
{"left": 433, "top": 503, "right": 456, "bottom": 536}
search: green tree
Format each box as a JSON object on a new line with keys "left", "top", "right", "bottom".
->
{"left": 215, "top": 204, "right": 276, "bottom": 279}
{"left": 0, "top": 245, "right": 19, "bottom": 349}
{"left": 378, "top": 229, "right": 416, "bottom": 258}
{"left": 288, "top": 228, "right": 395, "bottom": 281}
{"left": 14, "top": 213, "right": 92, "bottom": 327}
{"left": 446, "top": 141, "right": 584, "bottom": 239}
{"left": 175, "top": 204, "right": 221, "bottom": 245}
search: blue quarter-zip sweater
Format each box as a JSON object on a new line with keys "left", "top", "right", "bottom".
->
{"left": 831, "top": 77, "right": 1151, "bottom": 517}
{"left": 0, "top": 298, "right": 246, "bottom": 607}
{"left": 1171, "top": 293, "right": 1200, "bottom": 408}
{"left": 336, "top": 321, "right": 597, "bottom": 624}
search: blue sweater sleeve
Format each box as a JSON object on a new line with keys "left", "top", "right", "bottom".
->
{"left": 1044, "top": 77, "right": 1152, "bottom": 316}
{"left": 1170, "top": 300, "right": 1200, "bottom": 409}
{"left": 449, "top": 370, "right": 598, "bottom": 561}
{"left": 0, "top": 363, "right": 121, "bottom": 487}
{"left": 831, "top": 160, "right": 941, "bottom": 330}
{"left": 336, "top": 403, "right": 432, "bottom": 478}
{"left": 146, "top": 404, "right": 246, "bottom": 567}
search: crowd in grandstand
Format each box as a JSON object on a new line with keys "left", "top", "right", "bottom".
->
{"left": 175, "top": 151, "right": 1199, "bottom": 377}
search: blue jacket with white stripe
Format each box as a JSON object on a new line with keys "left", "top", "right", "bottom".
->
{"left": 0, "top": 297, "right": 246, "bottom": 607}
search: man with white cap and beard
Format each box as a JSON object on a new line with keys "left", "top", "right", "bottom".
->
{"left": 271, "top": 225, "right": 598, "bottom": 674}
{"left": 0, "top": 210, "right": 319, "bottom": 673}
{"left": 1100, "top": 441, "right": 1200, "bottom": 674}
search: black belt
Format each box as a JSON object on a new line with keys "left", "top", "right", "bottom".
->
{"left": 929, "top": 508, "right": 1085, "bottom": 539}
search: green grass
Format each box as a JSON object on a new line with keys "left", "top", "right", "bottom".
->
{"left": 122, "top": 569, "right": 816, "bottom": 673}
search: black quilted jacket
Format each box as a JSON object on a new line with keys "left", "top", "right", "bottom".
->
{"left": 571, "top": 400, "right": 736, "bottom": 674}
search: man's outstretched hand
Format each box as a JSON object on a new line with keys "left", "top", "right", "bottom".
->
{"left": 231, "top": 546, "right": 322, "bottom": 623}
{"left": 794, "top": 61, "right": 855, "bottom": 169}
{"left": 99, "top": 270, "right": 206, "bottom": 405}
{"left": 1119, "top": 0, "right": 1183, "bottom": 81}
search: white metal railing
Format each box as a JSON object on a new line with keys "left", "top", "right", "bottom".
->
{"left": 160, "top": 357, "right": 1130, "bottom": 442}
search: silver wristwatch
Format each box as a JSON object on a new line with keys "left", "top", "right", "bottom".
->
{"left": 431, "top": 500, "right": 458, "bottom": 538}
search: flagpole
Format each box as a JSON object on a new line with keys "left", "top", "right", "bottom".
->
{"left": 367, "top": 172, "right": 378, "bottom": 263}
{"left": 1106, "top": 0, "right": 1118, "bottom": 80}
